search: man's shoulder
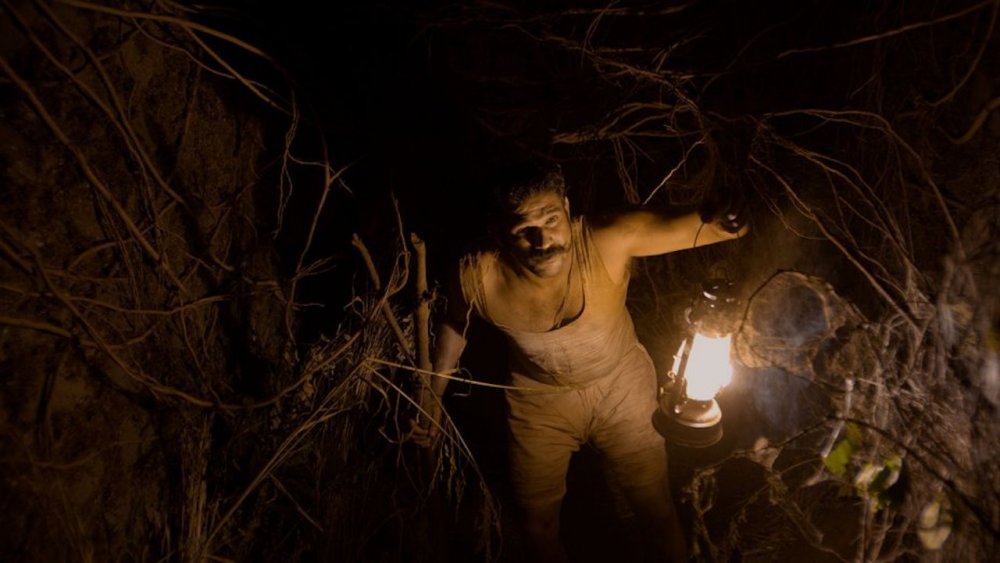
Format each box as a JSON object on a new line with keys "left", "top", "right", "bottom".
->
{"left": 580, "top": 208, "right": 629, "bottom": 233}
{"left": 453, "top": 241, "right": 502, "bottom": 295}
{"left": 578, "top": 211, "right": 624, "bottom": 249}
{"left": 445, "top": 241, "right": 501, "bottom": 318}
{"left": 457, "top": 240, "right": 500, "bottom": 270}
{"left": 577, "top": 211, "right": 634, "bottom": 285}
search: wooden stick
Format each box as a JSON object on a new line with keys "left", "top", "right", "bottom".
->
{"left": 351, "top": 234, "right": 414, "bottom": 359}
{"left": 411, "top": 233, "right": 432, "bottom": 375}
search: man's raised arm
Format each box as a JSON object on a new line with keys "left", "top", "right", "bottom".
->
{"left": 592, "top": 208, "right": 748, "bottom": 283}
{"left": 618, "top": 209, "right": 746, "bottom": 256}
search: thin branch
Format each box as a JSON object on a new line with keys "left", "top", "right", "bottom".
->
{"left": 753, "top": 155, "right": 920, "bottom": 328}
{"left": 929, "top": 0, "right": 1000, "bottom": 107}
{"left": 366, "top": 358, "right": 556, "bottom": 392}
{"left": 56, "top": 0, "right": 274, "bottom": 60}
{"left": 949, "top": 95, "right": 1000, "bottom": 144}
{"left": 777, "top": 0, "right": 995, "bottom": 59}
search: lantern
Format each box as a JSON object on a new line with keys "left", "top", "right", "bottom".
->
{"left": 653, "top": 280, "right": 740, "bottom": 448}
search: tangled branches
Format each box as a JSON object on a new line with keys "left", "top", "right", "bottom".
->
{"left": 0, "top": 1, "right": 499, "bottom": 561}
{"left": 2, "top": 0, "right": 998, "bottom": 561}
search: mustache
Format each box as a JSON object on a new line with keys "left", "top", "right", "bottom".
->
{"left": 527, "top": 245, "right": 568, "bottom": 262}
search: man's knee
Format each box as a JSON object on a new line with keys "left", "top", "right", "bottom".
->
{"left": 520, "top": 501, "right": 570, "bottom": 563}
{"left": 522, "top": 501, "right": 561, "bottom": 541}
{"left": 624, "top": 479, "right": 675, "bottom": 523}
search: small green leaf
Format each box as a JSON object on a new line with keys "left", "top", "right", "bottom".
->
{"left": 823, "top": 423, "right": 862, "bottom": 477}
{"left": 844, "top": 422, "right": 863, "bottom": 448}
{"left": 823, "top": 439, "right": 852, "bottom": 477}
{"left": 854, "top": 455, "right": 903, "bottom": 509}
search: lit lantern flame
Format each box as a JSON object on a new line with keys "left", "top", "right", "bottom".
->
{"left": 673, "top": 333, "right": 733, "bottom": 401}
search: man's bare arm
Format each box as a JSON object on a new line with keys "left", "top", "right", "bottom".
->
{"left": 593, "top": 210, "right": 748, "bottom": 283}
{"left": 410, "top": 268, "right": 470, "bottom": 446}
{"left": 429, "top": 319, "right": 467, "bottom": 395}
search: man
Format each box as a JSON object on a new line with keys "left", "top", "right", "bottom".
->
{"left": 411, "top": 164, "right": 746, "bottom": 562}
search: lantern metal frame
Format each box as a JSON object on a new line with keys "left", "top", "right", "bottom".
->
{"left": 653, "top": 280, "right": 740, "bottom": 448}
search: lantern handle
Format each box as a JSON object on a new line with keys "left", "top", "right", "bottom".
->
{"left": 670, "top": 334, "right": 695, "bottom": 408}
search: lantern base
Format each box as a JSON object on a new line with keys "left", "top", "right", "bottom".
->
{"left": 653, "top": 398, "right": 724, "bottom": 448}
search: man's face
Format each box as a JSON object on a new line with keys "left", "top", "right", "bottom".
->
{"left": 504, "top": 190, "right": 572, "bottom": 278}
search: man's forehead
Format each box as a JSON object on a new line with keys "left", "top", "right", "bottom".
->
{"left": 512, "top": 192, "right": 565, "bottom": 220}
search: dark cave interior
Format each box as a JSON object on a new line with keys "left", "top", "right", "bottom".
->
{"left": 1, "top": 1, "right": 998, "bottom": 561}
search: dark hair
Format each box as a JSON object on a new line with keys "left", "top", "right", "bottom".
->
{"left": 488, "top": 162, "right": 566, "bottom": 222}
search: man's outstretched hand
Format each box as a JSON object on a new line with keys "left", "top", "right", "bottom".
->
{"left": 698, "top": 189, "right": 748, "bottom": 235}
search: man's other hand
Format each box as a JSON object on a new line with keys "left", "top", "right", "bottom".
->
{"left": 409, "top": 386, "right": 444, "bottom": 448}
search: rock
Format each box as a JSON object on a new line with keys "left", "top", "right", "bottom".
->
{"left": 735, "top": 271, "right": 863, "bottom": 379}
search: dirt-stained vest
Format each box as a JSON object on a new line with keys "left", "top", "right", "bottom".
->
{"left": 460, "top": 218, "right": 640, "bottom": 387}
